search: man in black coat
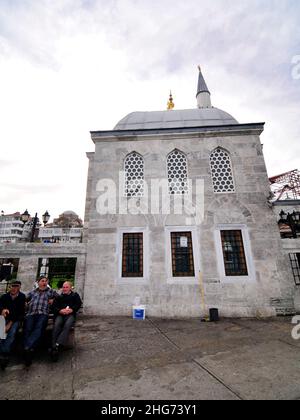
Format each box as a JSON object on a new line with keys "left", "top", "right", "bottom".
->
{"left": 0, "top": 280, "right": 25, "bottom": 369}
{"left": 50, "top": 281, "right": 82, "bottom": 362}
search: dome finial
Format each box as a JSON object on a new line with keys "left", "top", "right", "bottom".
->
{"left": 167, "top": 91, "right": 175, "bottom": 110}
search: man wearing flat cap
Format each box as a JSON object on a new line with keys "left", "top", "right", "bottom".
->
{"left": 0, "top": 280, "right": 26, "bottom": 370}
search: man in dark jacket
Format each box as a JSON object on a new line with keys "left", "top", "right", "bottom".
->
{"left": 50, "top": 281, "right": 82, "bottom": 362}
{"left": 0, "top": 280, "right": 25, "bottom": 370}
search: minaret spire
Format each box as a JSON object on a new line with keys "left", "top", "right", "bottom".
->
{"left": 196, "top": 66, "right": 212, "bottom": 108}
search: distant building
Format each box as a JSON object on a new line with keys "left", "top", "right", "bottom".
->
{"left": 38, "top": 227, "right": 82, "bottom": 243}
{"left": 0, "top": 212, "right": 24, "bottom": 243}
{"left": 38, "top": 210, "right": 83, "bottom": 243}
{"left": 0, "top": 212, "right": 39, "bottom": 243}
{"left": 53, "top": 210, "right": 83, "bottom": 228}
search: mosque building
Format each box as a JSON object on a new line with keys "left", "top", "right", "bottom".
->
{"left": 82, "top": 68, "right": 295, "bottom": 318}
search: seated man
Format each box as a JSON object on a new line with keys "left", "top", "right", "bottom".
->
{"left": 50, "top": 281, "right": 82, "bottom": 362}
{"left": 23, "top": 276, "right": 59, "bottom": 366}
{"left": 0, "top": 280, "right": 26, "bottom": 370}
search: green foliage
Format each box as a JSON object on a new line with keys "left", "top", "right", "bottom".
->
{"left": 50, "top": 276, "right": 75, "bottom": 290}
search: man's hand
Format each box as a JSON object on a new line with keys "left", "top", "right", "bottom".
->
{"left": 48, "top": 299, "right": 54, "bottom": 306}
{"left": 5, "top": 320, "right": 13, "bottom": 333}
{"left": 59, "top": 307, "right": 73, "bottom": 316}
{"left": 1, "top": 309, "right": 9, "bottom": 318}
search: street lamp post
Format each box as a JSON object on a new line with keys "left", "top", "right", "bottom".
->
{"left": 279, "top": 210, "right": 300, "bottom": 239}
{"left": 21, "top": 210, "right": 50, "bottom": 243}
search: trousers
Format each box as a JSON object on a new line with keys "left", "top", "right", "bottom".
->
{"left": 0, "top": 321, "right": 20, "bottom": 354}
{"left": 52, "top": 314, "right": 75, "bottom": 347}
{"left": 23, "top": 314, "right": 48, "bottom": 350}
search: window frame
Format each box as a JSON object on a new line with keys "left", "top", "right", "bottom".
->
{"left": 117, "top": 227, "right": 149, "bottom": 284}
{"left": 124, "top": 152, "right": 145, "bottom": 198}
{"left": 210, "top": 147, "right": 236, "bottom": 194}
{"left": 220, "top": 230, "right": 248, "bottom": 276}
{"left": 166, "top": 149, "right": 189, "bottom": 196}
{"left": 214, "top": 224, "right": 255, "bottom": 283}
{"left": 122, "top": 232, "right": 144, "bottom": 278}
{"left": 289, "top": 253, "right": 300, "bottom": 286}
{"left": 170, "top": 232, "right": 195, "bottom": 277}
{"left": 165, "top": 226, "right": 200, "bottom": 284}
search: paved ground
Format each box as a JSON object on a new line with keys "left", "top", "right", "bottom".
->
{"left": 0, "top": 316, "right": 300, "bottom": 400}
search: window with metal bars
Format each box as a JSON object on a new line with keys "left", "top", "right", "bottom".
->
{"left": 171, "top": 232, "right": 195, "bottom": 277}
{"left": 220, "top": 230, "right": 248, "bottom": 276}
{"left": 289, "top": 253, "right": 300, "bottom": 286}
{"left": 122, "top": 233, "right": 143, "bottom": 277}
{"left": 37, "top": 258, "right": 77, "bottom": 289}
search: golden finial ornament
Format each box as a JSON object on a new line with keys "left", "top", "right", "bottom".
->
{"left": 167, "top": 91, "right": 175, "bottom": 110}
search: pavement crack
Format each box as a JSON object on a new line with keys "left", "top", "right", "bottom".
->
{"left": 192, "top": 359, "right": 244, "bottom": 400}
{"left": 148, "top": 318, "right": 243, "bottom": 400}
{"left": 147, "top": 318, "right": 181, "bottom": 350}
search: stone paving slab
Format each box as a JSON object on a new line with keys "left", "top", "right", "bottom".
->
{"left": 0, "top": 355, "right": 74, "bottom": 400}
{"left": 75, "top": 334, "right": 176, "bottom": 370}
{"left": 73, "top": 361, "right": 238, "bottom": 400}
{"left": 195, "top": 340, "right": 300, "bottom": 400}
{"left": 0, "top": 316, "right": 299, "bottom": 400}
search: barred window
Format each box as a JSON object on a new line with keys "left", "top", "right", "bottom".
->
{"left": 221, "top": 230, "right": 248, "bottom": 276}
{"left": 210, "top": 148, "right": 235, "bottom": 193}
{"left": 171, "top": 232, "right": 195, "bottom": 277}
{"left": 122, "top": 233, "right": 143, "bottom": 277}
{"left": 167, "top": 150, "right": 188, "bottom": 195}
{"left": 289, "top": 253, "right": 300, "bottom": 286}
{"left": 124, "top": 152, "right": 144, "bottom": 197}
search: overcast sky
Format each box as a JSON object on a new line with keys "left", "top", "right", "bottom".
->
{"left": 0, "top": 0, "right": 299, "bottom": 222}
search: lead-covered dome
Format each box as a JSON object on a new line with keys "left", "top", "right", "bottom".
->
{"left": 114, "top": 108, "right": 238, "bottom": 130}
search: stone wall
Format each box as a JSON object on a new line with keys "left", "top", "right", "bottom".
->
{"left": 0, "top": 243, "right": 86, "bottom": 297}
{"left": 83, "top": 126, "right": 295, "bottom": 318}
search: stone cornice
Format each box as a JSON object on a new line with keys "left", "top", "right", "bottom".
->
{"left": 90, "top": 123, "right": 265, "bottom": 143}
{"left": 86, "top": 152, "right": 95, "bottom": 160}
{"left": 0, "top": 243, "right": 87, "bottom": 256}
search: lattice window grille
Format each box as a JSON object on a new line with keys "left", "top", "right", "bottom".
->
{"left": 210, "top": 148, "right": 235, "bottom": 193}
{"left": 124, "top": 152, "right": 145, "bottom": 197}
{"left": 167, "top": 150, "right": 188, "bottom": 195}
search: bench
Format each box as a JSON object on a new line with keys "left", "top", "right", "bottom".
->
{"left": 12, "top": 310, "right": 79, "bottom": 354}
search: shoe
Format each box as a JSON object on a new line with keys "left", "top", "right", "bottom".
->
{"left": 0, "top": 354, "right": 9, "bottom": 371}
{"left": 23, "top": 349, "right": 33, "bottom": 367}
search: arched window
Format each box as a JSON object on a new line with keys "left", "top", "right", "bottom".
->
{"left": 210, "top": 148, "right": 235, "bottom": 193}
{"left": 167, "top": 150, "right": 188, "bottom": 195}
{"left": 124, "top": 152, "right": 144, "bottom": 197}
